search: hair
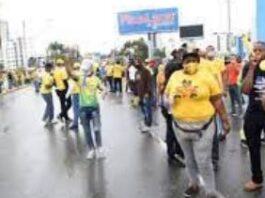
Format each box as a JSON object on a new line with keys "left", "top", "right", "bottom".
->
{"left": 255, "top": 41, "right": 265, "bottom": 49}
{"left": 116, "top": 60, "right": 121, "bottom": 64}
{"left": 182, "top": 53, "right": 200, "bottom": 63}
{"left": 45, "top": 63, "right": 53, "bottom": 70}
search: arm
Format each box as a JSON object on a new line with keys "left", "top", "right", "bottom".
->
{"left": 241, "top": 62, "right": 257, "bottom": 94}
{"left": 210, "top": 95, "right": 230, "bottom": 135}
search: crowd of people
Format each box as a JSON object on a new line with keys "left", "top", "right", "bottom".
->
{"left": 34, "top": 41, "right": 265, "bottom": 198}
{"left": 0, "top": 68, "right": 38, "bottom": 94}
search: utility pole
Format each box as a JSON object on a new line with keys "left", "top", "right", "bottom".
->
{"left": 226, "top": 0, "right": 232, "bottom": 52}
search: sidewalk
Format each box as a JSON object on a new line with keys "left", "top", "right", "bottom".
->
{"left": 0, "top": 85, "right": 29, "bottom": 97}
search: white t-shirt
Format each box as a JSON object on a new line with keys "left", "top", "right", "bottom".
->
{"left": 128, "top": 66, "right": 137, "bottom": 81}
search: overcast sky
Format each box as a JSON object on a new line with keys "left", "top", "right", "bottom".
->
{"left": 0, "top": 0, "right": 255, "bottom": 55}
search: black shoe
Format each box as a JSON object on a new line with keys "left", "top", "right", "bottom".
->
{"left": 57, "top": 115, "right": 63, "bottom": 122}
{"left": 184, "top": 186, "right": 199, "bottom": 197}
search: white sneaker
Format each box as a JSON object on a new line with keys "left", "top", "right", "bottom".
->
{"left": 86, "top": 150, "right": 96, "bottom": 160}
{"left": 96, "top": 148, "right": 106, "bottom": 159}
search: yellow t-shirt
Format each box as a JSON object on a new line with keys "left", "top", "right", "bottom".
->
{"left": 40, "top": 72, "right": 54, "bottom": 94}
{"left": 165, "top": 70, "right": 221, "bottom": 122}
{"left": 79, "top": 75, "right": 102, "bottom": 107}
{"left": 53, "top": 67, "right": 68, "bottom": 90}
{"left": 112, "top": 64, "right": 124, "bottom": 79}
{"left": 105, "top": 65, "right": 113, "bottom": 77}
{"left": 200, "top": 58, "right": 225, "bottom": 90}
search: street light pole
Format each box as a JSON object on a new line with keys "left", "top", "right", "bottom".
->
{"left": 226, "top": 0, "right": 232, "bottom": 52}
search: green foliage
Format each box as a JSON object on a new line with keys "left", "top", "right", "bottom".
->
{"left": 153, "top": 48, "right": 166, "bottom": 58}
{"left": 119, "top": 38, "right": 148, "bottom": 61}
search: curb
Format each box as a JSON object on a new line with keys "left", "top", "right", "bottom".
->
{"left": 0, "top": 86, "right": 29, "bottom": 97}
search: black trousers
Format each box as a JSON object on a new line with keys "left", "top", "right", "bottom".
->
{"left": 114, "top": 78, "right": 122, "bottom": 93}
{"left": 244, "top": 114, "right": 265, "bottom": 183}
{"left": 161, "top": 106, "right": 184, "bottom": 158}
{"left": 56, "top": 90, "right": 71, "bottom": 120}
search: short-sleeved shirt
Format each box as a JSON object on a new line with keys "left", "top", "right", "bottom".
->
{"left": 40, "top": 72, "right": 54, "bottom": 94}
{"left": 227, "top": 63, "right": 241, "bottom": 85}
{"left": 79, "top": 75, "right": 102, "bottom": 107}
{"left": 105, "top": 65, "right": 113, "bottom": 77}
{"left": 165, "top": 70, "right": 221, "bottom": 122}
{"left": 242, "top": 63, "right": 265, "bottom": 119}
{"left": 200, "top": 58, "right": 225, "bottom": 90}
{"left": 53, "top": 67, "right": 68, "bottom": 90}
{"left": 112, "top": 64, "right": 124, "bottom": 79}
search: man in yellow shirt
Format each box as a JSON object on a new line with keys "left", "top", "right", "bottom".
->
{"left": 40, "top": 63, "right": 57, "bottom": 126}
{"left": 69, "top": 62, "right": 81, "bottom": 130}
{"left": 53, "top": 59, "right": 71, "bottom": 122}
{"left": 105, "top": 62, "right": 114, "bottom": 92}
{"left": 112, "top": 61, "right": 124, "bottom": 94}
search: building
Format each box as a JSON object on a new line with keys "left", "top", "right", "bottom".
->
{"left": 0, "top": 20, "right": 30, "bottom": 70}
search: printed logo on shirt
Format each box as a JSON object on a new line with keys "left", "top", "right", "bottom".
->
{"left": 254, "top": 76, "right": 265, "bottom": 101}
{"left": 174, "top": 80, "right": 198, "bottom": 99}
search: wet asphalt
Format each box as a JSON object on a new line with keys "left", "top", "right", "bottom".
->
{"left": 0, "top": 87, "right": 265, "bottom": 198}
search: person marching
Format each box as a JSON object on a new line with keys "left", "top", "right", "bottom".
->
{"left": 69, "top": 62, "right": 81, "bottom": 130}
{"left": 67, "top": 59, "right": 107, "bottom": 160}
{"left": 40, "top": 63, "right": 57, "bottom": 126}
{"left": 112, "top": 60, "right": 124, "bottom": 95}
{"left": 53, "top": 59, "right": 72, "bottom": 123}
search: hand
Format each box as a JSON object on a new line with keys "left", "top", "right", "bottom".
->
{"left": 222, "top": 119, "right": 231, "bottom": 136}
{"left": 249, "top": 60, "right": 258, "bottom": 70}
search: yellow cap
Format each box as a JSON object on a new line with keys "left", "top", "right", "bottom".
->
{"left": 73, "top": 62, "right": 81, "bottom": 69}
{"left": 56, "top": 59, "right": 64, "bottom": 65}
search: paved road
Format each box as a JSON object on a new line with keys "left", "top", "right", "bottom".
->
{"left": 0, "top": 88, "right": 264, "bottom": 198}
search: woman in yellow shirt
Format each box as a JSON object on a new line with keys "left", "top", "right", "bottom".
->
{"left": 165, "top": 53, "right": 230, "bottom": 198}
{"left": 112, "top": 61, "right": 124, "bottom": 94}
{"left": 40, "top": 63, "right": 57, "bottom": 126}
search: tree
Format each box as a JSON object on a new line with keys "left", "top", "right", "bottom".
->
{"left": 119, "top": 38, "right": 148, "bottom": 61}
{"left": 153, "top": 48, "right": 166, "bottom": 59}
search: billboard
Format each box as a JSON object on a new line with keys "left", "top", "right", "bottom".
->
{"left": 257, "top": 0, "right": 265, "bottom": 42}
{"left": 118, "top": 8, "right": 178, "bottom": 35}
{"left": 179, "top": 25, "right": 204, "bottom": 39}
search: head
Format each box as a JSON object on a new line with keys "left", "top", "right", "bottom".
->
{"left": 206, "top": 45, "right": 216, "bottom": 60}
{"left": 116, "top": 60, "right": 121, "bottom": 65}
{"left": 171, "top": 49, "right": 179, "bottom": 59}
{"left": 45, "top": 63, "right": 53, "bottom": 73}
{"left": 252, "top": 42, "right": 265, "bottom": 62}
{"left": 73, "top": 62, "right": 81, "bottom": 71}
{"left": 80, "top": 59, "right": 93, "bottom": 76}
{"left": 230, "top": 55, "right": 238, "bottom": 64}
{"left": 134, "top": 58, "right": 143, "bottom": 69}
{"left": 182, "top": 53, "right": 200, "bottom": 75}
{"left": 56, "top": 59, "right": 64, "bottom": 67}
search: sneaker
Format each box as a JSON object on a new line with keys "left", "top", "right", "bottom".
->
{"left": 57, "top": 115, "right": 63, "bottom": 122}
{"left": 231, "top": 112, "right": 238, "bottom": 117}
{"left": 241, "top": 140, "right": 248, "bottom": 148}
{"left": 141, "top": 125, "right": 151, "bottom": 133}
{"left": 174, "top": 154, "right": 186, "bottom": 167}
{"left": 184, "top": 185, "right": 199, "bottom": 197}
{"left": 44, "top": 120, "right": 57, "bottom": 127}
{"left": 244, "top": 180, "right": 263, "bottom": 192}
{"left": 96, "top": 148, "right": 106, "bottom": 159}
{"left": 86, "top": 150, "right": 96, "bottom": 160}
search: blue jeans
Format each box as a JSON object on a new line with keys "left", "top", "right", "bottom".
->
{"left": 33, "top": 80, "right": 40, "bottom": 93}
{"left": 42, "top": 93, "right": 54, "bottom": 121}
{"left": 72, "top": 94, "right": 79, "bottom": 126}
{"left": 140, "top": 97, "right": 152, "bottom": 127}
{"left": 80, "top": 106, "right": 102, "bottom": 150}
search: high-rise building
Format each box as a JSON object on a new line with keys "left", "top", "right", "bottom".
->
{"left": 0, "top": 20, "right": 31, "bottom": 69}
